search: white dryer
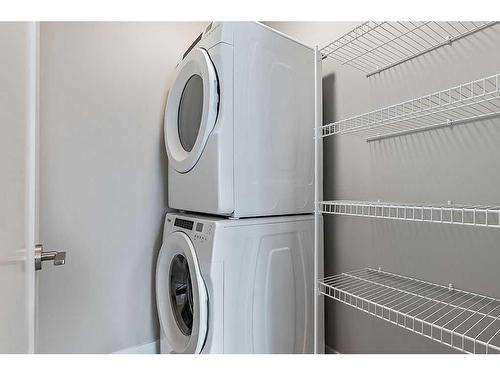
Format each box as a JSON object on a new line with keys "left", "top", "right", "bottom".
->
{"left": 164, "top": 22, "right": 315, "bottom": 218}
{"left": 155, "top": 212, "right": 315, "bottom": 353}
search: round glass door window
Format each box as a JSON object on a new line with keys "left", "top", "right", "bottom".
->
{"left": 169, "top": 254, "right": 194, "bottom": 336}
{"left": 178, "top": 74, "right": 204, "bottom": 152}
{"left": 164, "top": 48, "right": 219, "bottom": 173}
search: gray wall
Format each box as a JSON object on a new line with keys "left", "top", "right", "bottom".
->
{"left": 266, "top": 22, "right": 500, "bottom": 353}
{"left": 38, "top": 22, "right": 207, "bottom": 353}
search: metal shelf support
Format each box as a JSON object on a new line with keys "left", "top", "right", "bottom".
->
{"left": 321, "top": 200, "right": 500, "bottom": 229}
{"left": 322, "top": 73, "right": 500, "bottom": 141}
{"left": 313, "top": 45, "right": 324, "bottom": 354}
{"left": 321, "top": 22, "right": 498, "bottom": 77}
{"left": 320, "top": 268, "right": 500, "bottom": 354}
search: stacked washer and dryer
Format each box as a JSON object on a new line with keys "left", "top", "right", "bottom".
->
{"left": 156, "top": 22, "right": 316, "bottom": 354}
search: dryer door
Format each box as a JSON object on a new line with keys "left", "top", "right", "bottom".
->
{"left": 156, "top": 231, "right": 208, "bottom": 354}
{"left": 164, "top": 47, "right": 219, "bottom": 173}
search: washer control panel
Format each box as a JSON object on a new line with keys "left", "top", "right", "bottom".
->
{"left": 173, "top": 217, "right": 213, "bottom": 243}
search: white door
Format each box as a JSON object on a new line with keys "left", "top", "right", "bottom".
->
{"left": 164, "top": 47, "right": 219, "bottom": 173}
{"left": 0, "top": 22, "right": 38, "bottom": 354}
{"left": 0, "top": 22, "right": 66, "bottom": 354}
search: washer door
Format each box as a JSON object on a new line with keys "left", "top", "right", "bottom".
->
{"left": 164, "top": 47, "right": 219, "bottom": 173}
{"left": 156, "top": 231, "right": 208, "bottom": 354}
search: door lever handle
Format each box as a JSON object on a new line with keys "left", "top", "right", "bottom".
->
{"left": 35, "top": 244, "right": 66, "bottom": 271}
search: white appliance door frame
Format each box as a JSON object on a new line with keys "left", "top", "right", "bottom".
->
{"left": 156, "top": 231, "right": 208, "bottom": 354}
{"left": 0, "top": 22, "right": 38, "bottom": 354}
{"left": 164, "top": 47, "right": 219, "bottom": 173}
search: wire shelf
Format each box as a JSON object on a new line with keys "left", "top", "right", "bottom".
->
{"left": 320, "top": 200, "right": 500, "bottom": 228}
{"left": 321, "top": 21, "right": 497, "bottom": 77}
{"left": 319, "top": 268, "right": 500, "bottom": 354}
{"left": 322, "top": 73, "right": 500, "bottom": 141}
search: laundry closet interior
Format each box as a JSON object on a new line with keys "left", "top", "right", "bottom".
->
{"left": 2, "top": 21, "right": 500, "bottom": 355}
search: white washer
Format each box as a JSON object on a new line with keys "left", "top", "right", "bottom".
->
{"left": 165, "top": 22, "right": 315, "bottom": 218}
{"left": 156, "top": 212, "right": 314, "bottom": 353}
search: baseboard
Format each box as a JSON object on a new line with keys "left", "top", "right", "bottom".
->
{"left": 325, "top": 344, "right": 340, "bottom": 354}
{"left": 114, "top": 339, "right": 333, "bottom": 355}
{"left": 113, "top": 340, "right": 159, "bottom": 354}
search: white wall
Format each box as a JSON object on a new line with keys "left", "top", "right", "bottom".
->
{"left": 38, "top": 22, "right": 207, "bottom": 353}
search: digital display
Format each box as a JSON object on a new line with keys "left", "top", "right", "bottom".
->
{"left": 174, "top": 218, "right": 194, "bottom": 231}
{"left": 196, "top": 223, "right": 203, "bottom": 232}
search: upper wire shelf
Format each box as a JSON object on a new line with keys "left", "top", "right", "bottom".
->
{"left": 320, "top": 268, "right": 500, "bottom": 354}
{"left": 320, "top": 200, "right": 500, "bottom": 228}
{"left": 321, "top": 21, "right": 498, "bottom": 77}
{"left": 322, "top": 73, "right": 500, "bottom": 141}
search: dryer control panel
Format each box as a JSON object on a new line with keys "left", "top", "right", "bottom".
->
{"left": 173, "top": 217, "right": 214, "bottom": 243}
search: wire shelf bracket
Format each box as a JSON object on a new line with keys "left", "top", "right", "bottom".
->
{"left": 320, "top": 200, "right": 500, "bottom": 228}
{"left": 322, "top": 73, "right": 500, "bottom": 141}
{"left": 320, "top": 268, "right": 500, "bottom": 354}
{"left": 321, "top": 21, "right": 498, "bottom": 77}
